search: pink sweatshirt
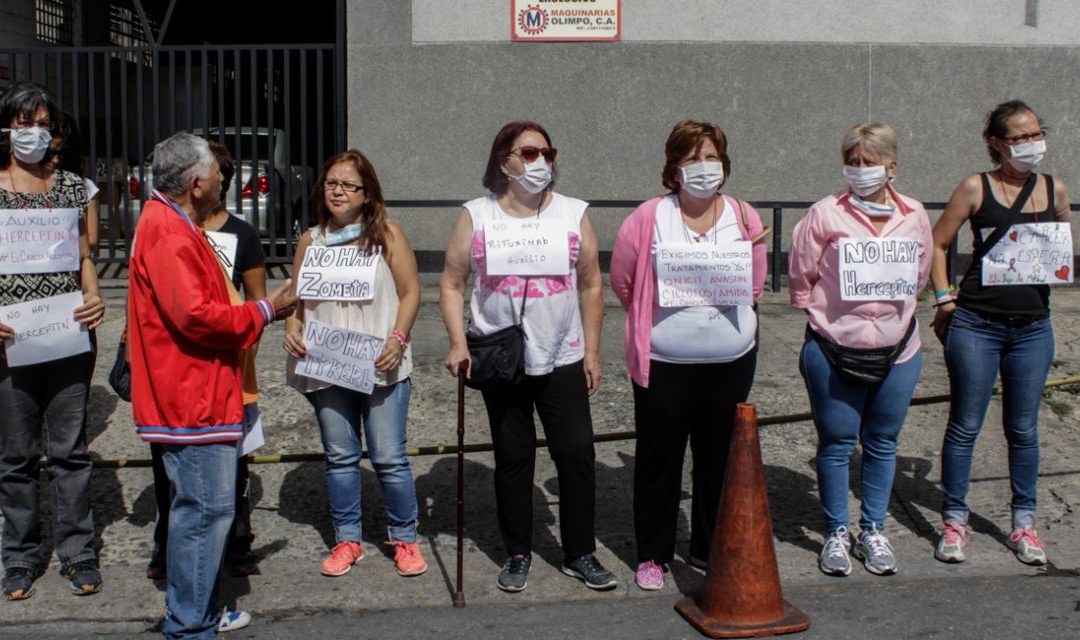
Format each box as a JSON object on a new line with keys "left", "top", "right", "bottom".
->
{"left": 610, "top": 194, "right": 768, "bottom": 388}
{"left": 788, "top": 187, "right": 932, "bottom": 364}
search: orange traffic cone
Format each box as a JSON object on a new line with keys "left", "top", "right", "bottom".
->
{"left": 675, "top": 403, "right": 810, "bottom": 638}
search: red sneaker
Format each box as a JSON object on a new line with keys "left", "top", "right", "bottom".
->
{"left": 390, "top": 541, "right": 427, "bottom": 577}
{"left": 321, "top": 541, "right": 363, "bottom": 577}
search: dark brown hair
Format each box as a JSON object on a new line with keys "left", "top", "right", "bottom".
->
{"left": 311, "top": 150, "right": 390, "bottom": 252}
{"left": 661, "top": 119, "right": 731, "bottom": 193}
{"left": 481, "top": 121, "right": 557, "bottom": 195}
{"left": 983, "top": 100, "right": 1042, "bottom": 165}
{"left": 207, "top": 140, "right": 235, "bottom": 202}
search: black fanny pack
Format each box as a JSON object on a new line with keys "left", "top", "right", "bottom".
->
{"left": 807, "top": 318, "right": 916, "bottom": 384}
{"left": 464, "top": 323, "right": 526, "bottom": 389}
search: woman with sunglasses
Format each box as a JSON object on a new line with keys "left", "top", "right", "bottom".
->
{"left": 930, "top": 101, "right": 1071, "bottom": 566}
{"left": 440, "top": 121, "right": 615, "bottom": 593}
{"left": 0, "top": 82, "right": 105, "bottom": 600}
{"left": 284, "top": 150, "right": 427, "bottom": 579}
{"left": 610, "top": 119, "right": 767, "bottom": 591}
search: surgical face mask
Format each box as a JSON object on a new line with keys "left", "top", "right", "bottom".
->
{"left": 849, "top": 192, "right": 895, "bottom": 218}
{"left": 325, "top": 222, "right": 362, "bottom": 246}
{"left": 4, "top": 126, "right": 52, "bottom": 164}
{"left": 1006, "top": 139, "right": 1046, "bottom": 172}
{"left": 842, "top": 164, "right": 889, "bottom": 197}
{"left": 510, "top": 157, "right": 552, "bottom": 194}
{"left": 679, "top": 161, "right": 724, "bottom": 200}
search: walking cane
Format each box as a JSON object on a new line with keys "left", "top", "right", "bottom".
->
{"left": 453, "top": 371, "right": 466, "bottom": 608}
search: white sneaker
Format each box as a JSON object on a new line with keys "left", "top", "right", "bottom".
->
{"left": 852, "top": 526, "right": 898, "bottom": 576}
{"left": 818, "top": 527, "right": 852, "bottom": 577}
{"left": 1007, "top": 526, "right": 1047, "bottom": 565}
{"left": 218, "top": 609, "right": 252, "bottom": 632}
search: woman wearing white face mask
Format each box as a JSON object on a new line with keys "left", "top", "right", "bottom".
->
{"left": 929, "top": 101, "right": 1071, "bottom": 567}
{"left": 610, "top": 119, "right": 767, "bottom": 590}
{"left": 789, "top": 123, "right": 932, "bottom": 578}
{"left": 440, "top": 121, "right": 614, "bottom": 593}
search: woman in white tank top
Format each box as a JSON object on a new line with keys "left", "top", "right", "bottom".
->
{"left": 439, "top": 121, "right": 616, "bottom": 593}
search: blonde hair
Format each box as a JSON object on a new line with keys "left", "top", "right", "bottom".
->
{"left": 841, "top": 123, "right": 898, "bottom": 164}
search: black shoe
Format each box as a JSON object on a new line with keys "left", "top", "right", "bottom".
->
{"left": 561, "top": 553, "right": 618, "bottom": 590}
{"left": 62, "top": 560, "right": 103, "bottom": 596}
{"left": 226, "top": 552, "right": 259, "bottom": 577}
{"left": 146, "top": 546, "right": 166, "bottom": 579}
{"left": 496, "top": 554, "right": 531, "bottom": 593}
{"left": 2, "top": 567, "right": 40, "bottom": 601}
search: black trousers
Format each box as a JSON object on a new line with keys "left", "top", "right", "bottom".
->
{"left": 481, "top": 360, "right": 596, "bottom": 560}
{"left": 632, "top": 350, "right": 757, "bottom": 564}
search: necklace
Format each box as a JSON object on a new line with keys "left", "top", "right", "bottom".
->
{"left": 679, "top": 196, "right": 719, "bottom": 243}
{"left": 6, "top": 167, "right": 52, "bottom": 209}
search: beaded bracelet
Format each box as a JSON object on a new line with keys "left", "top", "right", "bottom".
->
{"left": 390, "top": 330, "right": 409, "bottom": 348}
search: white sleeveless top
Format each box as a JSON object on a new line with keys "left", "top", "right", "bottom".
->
{"left": 286, "top": 226, "right": 412, "bottom": 392}
{"left": 650, "top": 195, "right": 757, "bottom": 363}
{"left": 466, "top": 192, "right": 586, "bottom": 376}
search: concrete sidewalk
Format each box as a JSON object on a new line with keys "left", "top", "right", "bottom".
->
{"left": 2, "top": 280, "right": 1079, "bottom": 634}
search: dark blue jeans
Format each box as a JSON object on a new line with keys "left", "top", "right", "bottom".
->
{"left": 800, "top": 338, "right": 922, "bottom": 533}
{"left": 941, "top": 307, "right": 1054, "bottom": 528}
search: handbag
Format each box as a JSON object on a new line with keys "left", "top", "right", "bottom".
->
{"left": 808, "top": 318, "right": 916, "bottom": 384}
{"left": 108, "top": 336, "right": 131, "bottom": 402}
{"left": 464, "top": 278, "right": 529, "bottom": 390}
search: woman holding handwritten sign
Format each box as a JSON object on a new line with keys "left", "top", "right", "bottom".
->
{"left": 790, "top": 123, "right": 931, "bottom": 578}
{"left": 609, "top": 120, "right": 767, "bottom": 591}
{"left": 283, "top": 151, "right": 427, "bottom": 579}
{"left": 0, "top": 82, "right": 105, "bottom": 599}
{"left": 929, "top": 101, "right": 1071, "bottom": 566}
{"left": 440, "top": 121, "right": 614, "bottom": 593}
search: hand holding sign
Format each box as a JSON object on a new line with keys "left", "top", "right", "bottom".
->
{"left": 73, "top": 291, "right": 105, "bottom": 330}
{"left": 295, "top": 319, "right": 383, "bottom": 394}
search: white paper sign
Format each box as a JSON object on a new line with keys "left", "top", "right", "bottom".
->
{"left": 838, "top": 237, "right": 921, "bottom": 301}
{"left": 295, "top": 318, "right": 384, "bottom": 394}
{"left": 655, "top": 241, "right": 753, "bottom": 307}
{"left": 205, "top": 230, "right": 239, "bottom": 281}
{"left": 484, "top": 219, "right": 570, "bottom": 276}
{"left": 296, "top": 245, "right": 378, "bottom": 301}
{"left": 1, "top": 291, "right": 91, "bottom": 366}
{"left": 239, "top": 403, "right": 265, "bottom": 457}
{"left": 982, "top": 222, "right": 1074, "bottom": 286}
{"left": 0, "top": 207, "right": 80, "bottom": 275}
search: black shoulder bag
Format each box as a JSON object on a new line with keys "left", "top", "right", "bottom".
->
{"left": 970, "top": 172, "right": 1038, "bottom": 266}
{"left": 464, "top": 278, "right": 528, "bottom": 390}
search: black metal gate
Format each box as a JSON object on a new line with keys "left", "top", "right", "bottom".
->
{"left": 0, "top": 43, "right": 344, "bottom": 267}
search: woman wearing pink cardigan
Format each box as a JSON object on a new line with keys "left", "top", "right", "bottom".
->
{"left": 610, "top": 120, "right": 767, "bottom": 591}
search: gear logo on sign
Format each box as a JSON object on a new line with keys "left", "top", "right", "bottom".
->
{"left": 518, "top": 5, "right": 548, "bottom": 35}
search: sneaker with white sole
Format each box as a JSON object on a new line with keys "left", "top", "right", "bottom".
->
{"left": 635, "top": 560, "right": 664, "bottom": 591}
{"left": 818, "top": 527, "right": 852, "bottom": 577}
{"left": 1007, "top": 526, "right": 1047, "bottom": 565}
{"left": 935, "top": 521, "right": 971, "bottom": 563}
{"left": 218, "top": 610, "right": 251, "bottom": 632}
{"left": 852, "top": 526, "right": 897, "bottom": 576}
{"left": 561, "top": 553, "right": 617, "bottom": 590}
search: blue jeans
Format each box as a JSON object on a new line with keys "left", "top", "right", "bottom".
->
{"left": 800, "top": 338, "right": 922, "bottom": 533}
{"left": 307, "top": 380, "right": 418, "bottom": 543}
{"left": 160, "top": 442, "right": 237, "bottom": 640}
{"left": 941, "top": 307, "right": 1054, "bottom": 528}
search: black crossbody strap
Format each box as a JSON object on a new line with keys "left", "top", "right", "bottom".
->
{"left": 973, "top": 172, "right": 1038, "bottom": 263}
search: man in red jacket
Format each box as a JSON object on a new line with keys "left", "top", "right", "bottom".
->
{"left": 128, "top": 132, "right": 294, "bottom": 639}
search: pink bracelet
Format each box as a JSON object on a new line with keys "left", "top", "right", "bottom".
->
{"left": 390, "top": 330, "right": 409, "bottom": 347}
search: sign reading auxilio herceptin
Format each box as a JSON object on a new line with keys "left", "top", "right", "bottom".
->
{"left": 511, "top": 0, "right": 621, "bottom": 42}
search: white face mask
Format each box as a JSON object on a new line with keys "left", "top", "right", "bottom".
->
{"left": 679, "top": 161, "right": 724, "bottom": 199}
{"left": 4, "top": 126, "right": 52, "bottom": 164}
{"left": 849, "top": 192, "right": 895, "bottom": 218}
{"left": 510, "top": 157, "right": 552, "bottom": 194}
{"left": 842, "top": 164, "right": 889, "bottom": 197}
{"left": 1006, "top": 139, "right": 1046, "bottom": 172}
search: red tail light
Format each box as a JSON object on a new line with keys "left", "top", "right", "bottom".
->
{"left": 242, "top": 174, "right": 270, "bottom": 197}
{"left": 129, "top": 175, "right": 140, "bottom": 198}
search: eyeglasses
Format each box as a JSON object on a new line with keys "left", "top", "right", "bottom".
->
{"left": 324, "top": 180, "right": 365, "bottom": 193}
{"left": 511, "top": 146, "right": 557, "bottom": 163}
{"left": 1001, "top": 130, "right": 1046, "bottom": 145}
{"left": 12, "top": 118, "right": 51, "bottom": 130}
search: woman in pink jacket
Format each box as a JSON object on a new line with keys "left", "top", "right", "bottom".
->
{"left": 789, "top": 123, "right": 931, "bottom": 578}
{"left": 610, "top": 119, "right": 767, "bottom": 591}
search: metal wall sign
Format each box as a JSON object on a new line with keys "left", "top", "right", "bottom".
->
{"left": 511, "top": 0, "right": 621, "bottom": 42}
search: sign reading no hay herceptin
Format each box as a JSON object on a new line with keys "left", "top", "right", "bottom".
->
{"left": 511, "top": 0, "right": 621, "bottom": 42}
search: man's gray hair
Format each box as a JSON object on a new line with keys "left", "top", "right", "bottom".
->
{"left": 151, "top": 133, "right": 215, "bottom": 196}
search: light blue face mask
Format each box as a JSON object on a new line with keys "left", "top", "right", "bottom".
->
{"left": 849, "top": 192, "right": 895, "bottom": 218}
{"left": 325, "top": 222, "right": 362, "bottom": 246}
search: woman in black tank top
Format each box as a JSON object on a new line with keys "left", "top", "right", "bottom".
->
{"left": 928, "top": 100, "right": 1072, "bottom": 567}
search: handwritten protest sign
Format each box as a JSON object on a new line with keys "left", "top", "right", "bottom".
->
{"left": 0, "top": 208, "right": 80, "bottom": 275}
{"left": 1, "top": 291, "right": 91, "bottom": 366}
{"left": 296, "top": 245, "right": 378, "bottom": 301}
{"left": 294, "top": 318, "right": 383, "bottom": 394}
{"left": 484, "top": 219, "right": 570, "bottom": 276}
{"left": 982, "top": 222, "right": 1074, "bottom": 286}
{"left": 205, "top": 230, "right": 239, "bottom": 281}
{"left": 655, "top": 241, "right": 753, "bottom": 307}
{"left": 838, "top": 237, "right": 920, "bottom": 301}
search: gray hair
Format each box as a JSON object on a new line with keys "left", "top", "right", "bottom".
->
{"left": 151, "top": 133, "right": 215, "bottom": 196}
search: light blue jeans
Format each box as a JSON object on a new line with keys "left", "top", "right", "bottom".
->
{"left": 941, "top": 307, "right": 1054, "bottom": 529}
{"left": 800, "top": 338, "right": 922, "bottom": 533}
{"left": 307, "top": 380, "right": 418, "bottom": 544}
{"left": 160, "top": 442, "right": 237, "bottom": 640}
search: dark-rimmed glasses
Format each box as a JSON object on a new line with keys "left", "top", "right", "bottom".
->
{"left": 324, "top": 180, "right": 365, "bottom": 193}
{"left": 511, "top": 146, "right": 557, "bottom": 163}
{"left": 1001, "top": 130, "right": 1046, "bottom": 145}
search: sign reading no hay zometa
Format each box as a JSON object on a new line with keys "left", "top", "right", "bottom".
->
{"left": 512, "top": 0, "right": 621, "bottom": 42}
